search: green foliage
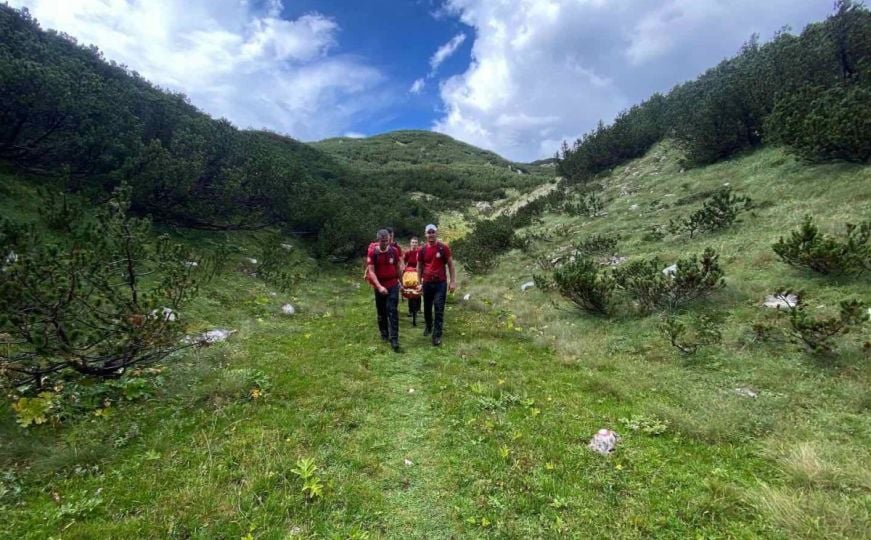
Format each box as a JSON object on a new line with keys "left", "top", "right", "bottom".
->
{"left": 11, "top": 391, "right": 56, "bottom": 427}
{"left": 254, "top": 237, "right": 303, "bottom": 292}
{"left": 453, "top": 216, "right": 523, "bottom": 275}
{"left": 766, "top": 82, "right": 871, "bottom": 163}
{"left": 552, "top": 258, "right": 616, "bottom": 316}
{"left": 291, "top": 457, "right": 324, "bottom": 501}
{"left": 558, "top": 3, "right": 871, "bottom": 175}
{"left": 573, "top": 233, "right": 619, "bottom": 256}
{"left": 613, "top": 248, "right": 726, "bottom": 312}
{"left": 669, "top": 188, "right": 753, "bottom": 238}
{"left": 757, "top": 292, "right": 869, "bottom": 354}
{"left": 620, "top": 414, "right": 669, "bottom": 435}
{"left": 659, "top": 313, "right": 723, "bottom": 354}
{"left": 563, "top": 194, "right": 604, "bottom": 218}
{"left": 0, "top": 184, "right": 210, "bottom": 385}
{"left": 773, "top": 216, "right": 870, "bottom": 275}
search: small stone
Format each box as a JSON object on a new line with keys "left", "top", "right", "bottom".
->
{"left": 662, "top": 264, "right": 678, "bottom": 277}
{"left": 630, "top": 204, "right": 639, "bottom": 211}
{"left": 404, "top": 458, "right": 414, "bottom": 466}
{"left": 588, "top": 428, "right": 620, "bottom": 455}
{"left": 734, "top": 387, "right": 758, "bottom": 398}
{"left": 463, "top": 293, "right": 471, "bottom": 301}
{"left": 281, "top": 304, "right": 296, "bottom": 315}
{"left": 604, "top": 255, "right": 627, "bottom": 266}
{"left": 199, "top": 328, "right": 234, "bottom": 344}
{"left": 246, "top": 257, "right": 258, "bottom": 265}
{"left": 521, "top": 281, "right": 535, "bottom": 291}
{"left": 408, "top": 388, "right": 415, "bottom": 394}
{"left": 150, "top": 307, "right": 178, "bottom": 322}
{"left": 183, "top": 261, "right": 198, "bottom": 268}
{"left": 280, "top": 243, "right": 293, "bottom": 251}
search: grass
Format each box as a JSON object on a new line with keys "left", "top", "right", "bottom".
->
{"left": 1, "top": 143, "right": 870, "bottom": 538}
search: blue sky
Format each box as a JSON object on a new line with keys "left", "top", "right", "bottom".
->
{"left": 11, "top": 1, "right": 832, "bottom": 161}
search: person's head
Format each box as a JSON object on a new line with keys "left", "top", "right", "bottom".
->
{"left": 425, "top": 224, "right": 438, "bottom": 244}
{"left": 386, "top": 227, "right": 395, "bottom": 243}
{"left": 410, "top": 236, "right": 419, "bottom": 249}
{"left": 377, "top": 229, "right": 390, "bottom": 249}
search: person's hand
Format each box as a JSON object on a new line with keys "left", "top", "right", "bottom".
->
{"left": 449, "top": 281, "right": 456, "bottom": 293}
{"left": 378, "top": 286, "right": 388, "bottom": 295}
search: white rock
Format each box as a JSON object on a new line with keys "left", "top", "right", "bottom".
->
{"left": 150, "top": 307, "right": 178, "bottom": 322}
{"left": 763, "top": 293, "right": 799, "bottom": 309}
{"left": 662, "top": 264, "right": 678, "bottom": 277}
{"left": 246, "top": 258, "right": 258, "bottom": 265}
{"left": 404, "top": 458, "right": 414, "bottom": 466}
{"left": 604, "top": 255, "right": 627, "bottom": 266}
{"left": 630, "top": 204, "right": 639, "bottom": 211}
{"left": 734, "top": 387, "right": 758, "bottom": 398}
{"left": 463, "top": 293, "right": 471, "bottom": 301}
{"left": 2, "top": 251, "right": 18, "bottom": 271}
{"left": 408, "top": 388, "right": 415, "bottom": 394}
{"left": 521, "top": 281, "right": 535, "bottom": 291}
{"left": 201, "top": 329, "right": 234, "bottom": 343}
{"left": 183, "top": 261, "right": 198, "bottom": 268}
{"left": 280, "top": 243, "right": 293, "bottom": 251}
{"left": 281, "top": 304, "right": 296, "bottom": 315}
{"left": 588, "top": 428, "right": 620, "bottom": 455}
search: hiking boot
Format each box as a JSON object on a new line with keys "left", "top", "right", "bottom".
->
{"left": 391, "top": 341, "right": 402, "bottom": 353}
{"left": 423, "top": 327, "right": 432, "bottom": 337}
{"left": 381, "top": 334, "right": 389, "bottom": 342}
{"left": 432, "top": 337, "right": 442, "bottom": 347}
{"left": 406, "top": 312, "right": 412, "bottom": 317}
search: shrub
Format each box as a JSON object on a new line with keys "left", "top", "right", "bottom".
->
{"left": 773, "top": 216, "right": 870, "bottom": 275}
{"left": 574, "top": 233, "right": 619, "bottom": 256}
{"left": 0, "top": 184, "right": 211, "bottom": 386}
{"left": 453, "top": 216, "right": 521, "bottom": 274}
{"left": 669, "top": 187, "right": 752, "bottom": 238}
{"left": 255, "top": 237, "right": 303, "bottom": 292}
{"left": 552, "top": 258, "right": 616, "bottom": 316}
{"left": 659, "top": 313, "right": 723, "bottom": 354}
{"left": 563, "top": 194, "right": 604, "bottom": 217}
{"left": 614, "top": 248, "right": 725, "bottom": 312}
{"left": 766, "top": 82, "right": 871, "bottom": 163}
{"left": 754, "top": 290, "right": 869, "bottom": 354}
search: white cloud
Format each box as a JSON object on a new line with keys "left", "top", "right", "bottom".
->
{"left": 435, "top": 0, "right": 833, "bottom": 162}
{"left": 430, "top": 33, "right": 466, "bottom": 73}
{"left": 8, "top": 0, "right": 386, "bottom": 141}
{"left": 343, "top": 131, "right": 366, "bottom": 138}
{"left": 410, "top": 78, "right": 426, "bottom": 94}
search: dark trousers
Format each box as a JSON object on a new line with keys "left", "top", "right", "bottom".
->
{"left": 408, "top": 297, "right": 421, "bottom": 315}
{"left": 374, "top": 284, "right": 400, "bottom": 343}
{"left": 422, "top": 281, "right": 447, "bottom": 338}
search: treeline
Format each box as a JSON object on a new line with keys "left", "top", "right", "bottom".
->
{"left": 0, "top": 6, "right": 431, "bottom": 258}
{"left": 557, "top": 1, "right": 871, "bottom": 183}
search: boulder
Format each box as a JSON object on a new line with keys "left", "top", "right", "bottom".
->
{"left": 521, "top": 281, "right": 535, "bottom": 291}
{"left": 662, "top": 264, "right": 678, "bottom": 277}
{"left": 281, "top": 304, "right": 296, "bottom": 315}
{"left": 763, "top": 293, "right": 799, "bottom": 309}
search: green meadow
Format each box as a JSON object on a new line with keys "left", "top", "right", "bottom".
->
{"left": 2, "top": 144, "right": 869, "bottom": 539}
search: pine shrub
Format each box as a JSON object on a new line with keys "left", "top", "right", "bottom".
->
{"left": 552, "top": 258, "right": 615, "bottom": 316}
{"left": 670, "top": 188, "right": 752, "bottom": 238}
{"left": 614, "top": 248, "right": 725, "bottom": 312}
{"left": 773, "top": 215, "right": 870, "bottom": 275}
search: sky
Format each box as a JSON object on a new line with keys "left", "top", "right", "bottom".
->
{"left": 9, "top": 0, "right": 833, "bottom": 162}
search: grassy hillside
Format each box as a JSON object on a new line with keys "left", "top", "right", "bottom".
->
{"left": 1, "top": 146, "right": 869, "bottom": 538}
{"left": 312, "top": 130, "right": 555, "bottom": 207}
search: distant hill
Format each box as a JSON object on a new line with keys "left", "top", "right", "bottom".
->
{"left": 312, "top": 130, "right": 556, "bottom": 207}
{"left": 313, "top": 130, "right": 513, "bottom": 169}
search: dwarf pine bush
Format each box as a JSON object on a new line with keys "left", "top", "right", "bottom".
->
{"left": 552, "top": 258, "right": 616, "bottom": 316}
{"left": 773, "top": 216, "right": 870, "bottom": 275}
{"left": 613, "top": 248, "right": 725, "bottom": 312}
{"left": 670, "top": 187, "right": 752, "bottom": 238}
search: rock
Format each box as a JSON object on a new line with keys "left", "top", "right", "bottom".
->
{"left": 246, "top": 257, "right": 258, "bottom": 265}
{"left": 200, "top": 328, "right": 235, "bottom": 344}
{"left": 521, "top": 281, "right": 535, "bottom": 291}
{"left": 475, "top": 201, "right": 493, "bottom": 212}
{"left": 734, "top": 387, "right": 758, "bottom": 398}
{"left": 723, "top": 182, "right": 730, "bottom": 186}
{"left": 662, "top": 264, "right": 678, "bottom": 277}
{"left": 630, "top": 204, "right": 639, "bottom": 211}
{"left": 588, "top": 428, "right": 620, "bottom": 454}
{"left": 150, "top": 307, "right": 178, "bottom": 322}
{"left": 408, "top": 388, "right": 415, "bottom": 394}
{"left": 763, "top": 293, "right": 799, "bottom": 309}
{"left": 463, "top": 293, "right": 471, "bottom": 301}
{"left": 184, "top": 261, "right": 198, "bottom": 268}
{"left": 404, "top": 458, "right": 414, "bottom": 466}
{"left": 679, "top": 168, "right": 685, "bottom": 174}
{"left": 280, "top": 243, "right": 293, "bottom": 251}
{"left": 281, "top": 304, "right": 296, "bottom": 315}
{"left": 604, "top": 255, "right": 627, "bottom": 266}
